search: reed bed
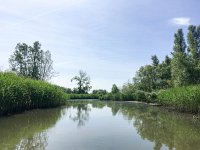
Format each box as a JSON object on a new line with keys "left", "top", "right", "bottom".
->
{"left": 158, "top": 86, "right": 200, "bottom": 113}
{"left": 0, "top": 72, "right": 68, "bottom": 115}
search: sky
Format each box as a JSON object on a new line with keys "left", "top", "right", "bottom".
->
{"left": 0, "top": 0, "right": 200, "bottom": 91}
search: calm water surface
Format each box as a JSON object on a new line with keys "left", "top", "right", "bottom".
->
{"left": 0, "top": 100, "right": 200, "bottom": 150}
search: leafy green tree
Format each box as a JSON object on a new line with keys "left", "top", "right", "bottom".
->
{"left": 133, "top": 54, "right": 172, "bottom": 92}
{"left": 173, "top": 29, "right": 187, "bottom": 54}
{"left": 71, "top": 70, "right": 92, "bottom": 94}
{"left": 111, "top": 84, "right": 119, "bottom": 94}
{"left": 187, "top": 25, "right": 200, "bottom": 84}
{"left": 133, "top": 65, "right": 156, "bottom": 92}
{"left": 157, "top": 56, "right": 172, "bottom": 89}
{"left": 9, "top": 43, "right": 29, "bottom": 77}
{"left": 187, "top": 25, "right": 200, "bottom": 61}
{"left": 151, "top": 55, "right": 159, "bottom": 66}
{"left": 9, "top": 41, "right": 54, "bottom": 81}
{"left": 164, "top": 55, "right": 171, "bottom": 65}
{"left": 171, "top": 29, "right": 190, "bottom": 86}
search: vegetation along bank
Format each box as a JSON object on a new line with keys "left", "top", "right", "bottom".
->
{"left": 0, "top": 72, "right": 67, "bottom": 116}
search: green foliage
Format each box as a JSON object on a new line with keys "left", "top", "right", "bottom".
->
{"left": 54, "top": 85, "right": 73, "bottom": 94}
{"left": 92, "top": 89, "right": 107, "bottom": 95}
{"left": 151, "top": 55, "right": 159, "bottom": 66}
{"left": 187, "top": 25, "right": 200, "bottom": 61}
{"left": 111, "top": 84, "right": 119, "bottom": 94}
{"left": 171, "top": 51, "right": 191, "bottom": 86}
{"left": 158, "top": 85, "right": 200, "bottom": 113}
{"left": 99, "top": 93, "right": 113, "bottom": 100}
{"left": 69, "top": 94, "right": 99, "bottom": 99}
{"left": 99, "top": 90, "right": 156, "bottom": 103}
{"left": 0, "top": 72, "right": 68, "bottom": 115}
{"left": 9, "top": 41, "right": 54, "bottom": 81}
{"left": 71, "top": 70, "right": 92, "bottom": 94}
{"left": 173, "top": 29, "right": 187, "bottom": 53}
{"left": 187, "top": 25, "right": 200, "bottom": 84}
{"left": 171, "top": 29, "right": 191, "bottom": 86}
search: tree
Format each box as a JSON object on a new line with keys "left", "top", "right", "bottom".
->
{"left": 151, "top": 55, "right": 159, "bottom": 66}
{"left": 156, "top": 56, "right": 172, "bottom": 89}
{"left": 187, "top": 25, "right": 200, "bottom": 61}
{"left": 187, "top": 25, "right": 200, "bottom": 84}
{"left": 111, "top": 84, "right": 119, "bottom": 94}
{"left": 71, "top": 70, "right": 92, "bottom": 94}
{"left": 173, "top": 29, "right": 187, "bottom": 54}
{"left": 171, "top": 29, "right": 190, "bottom": 86}
{"left": 9, "top": 41, "right": 54, "bottom": 81}
{"left": 39, "top": 50, "right": 54, "bottom": 81}
{"left": 133, "top": 65, "right": 156, "bottom": 92}
{"left": 92, "top": 89, "right": 107, "bottom": 95}
{"left": 9, "top": 43, "right": 29, "bottom": 77}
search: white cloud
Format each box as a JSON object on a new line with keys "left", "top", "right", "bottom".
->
{"left": 170, "top": 17, "right": 191, "bottom": 26}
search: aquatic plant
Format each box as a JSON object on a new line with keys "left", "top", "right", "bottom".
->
{"left": 0, "top": 72, "right": 68, "bottom": 115}
{"left": 158, "top": 85, "right": 200, "bottom": 113}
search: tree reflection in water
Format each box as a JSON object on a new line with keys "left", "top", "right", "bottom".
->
{"left": 62, "top": 101, "right": 200, "bottom": 150}
{"left": 107, "top": 102, "right": 200, "bottom": 150}
{"left": 1, "top": 101, "right": 200, "bottom": 150}
{"left": 67, "top": 102, "right": 91, "bottom": 127}
{"left": 0, "top": 108, "right": 63, "bottom": 150}
{"left": 16, "top": 132, "right": 48, "bottom": 150}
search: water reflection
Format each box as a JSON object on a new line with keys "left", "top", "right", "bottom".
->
{"left": 67, "top": 101, "right": 91, "bottom": 127}
{"left": 1, "top": 101, "right": 200, "bottom": 150}
{"left": 66, "top": 101, "right": 200, "bottom": 150}
{"left": 0, "top": 108, "right": 63, "bottom": 150}
{"left": 16, "top": 132, "right": 48, "bottom": 150}
{"left": 107, "top": 102, "right": 200, "bottom": 150}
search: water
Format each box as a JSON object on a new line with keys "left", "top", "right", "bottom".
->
{"left": 0, "top": 100, "right": 200, "bottom": 150}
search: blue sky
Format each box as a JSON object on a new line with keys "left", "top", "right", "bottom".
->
{"left": 0, "top": 0, "right": 200, "bottom": 91}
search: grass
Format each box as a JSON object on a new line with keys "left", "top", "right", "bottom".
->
{"left": 0, "top": 72, "right": 68, "bottom": 115}
{"left": 158, "top": 85, "right": 200, "bottom": 113}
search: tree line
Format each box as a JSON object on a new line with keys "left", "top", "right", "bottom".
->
{"left": 8, "top": 42, "right": 105, "bottom": 94}
{"left": 8, "top": 25, "right": 200, "bottom": 96}
{"left": 127, "top": 25, "right": 200, "bottom": 93}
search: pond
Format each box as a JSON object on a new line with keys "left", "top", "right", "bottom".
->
{"left": 0, "top": 100, "right": 200, "bottom": 150}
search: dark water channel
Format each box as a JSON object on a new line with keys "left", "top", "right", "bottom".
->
{"left": 0, "top": 100, "right": 200, "bottom": 150}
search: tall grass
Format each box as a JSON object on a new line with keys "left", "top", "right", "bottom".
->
{"left": 0, "top": 72, "right": 68, "bottom": 115}
{"left": 158, "top": 85, "right": 200, "bottom": 113}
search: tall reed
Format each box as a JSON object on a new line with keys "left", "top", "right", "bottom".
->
{"left": 158, "top": 86, "right": 200, "bottom": 113}
{"left": 0, "top": 72, "right": 68, "bottom": 115}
